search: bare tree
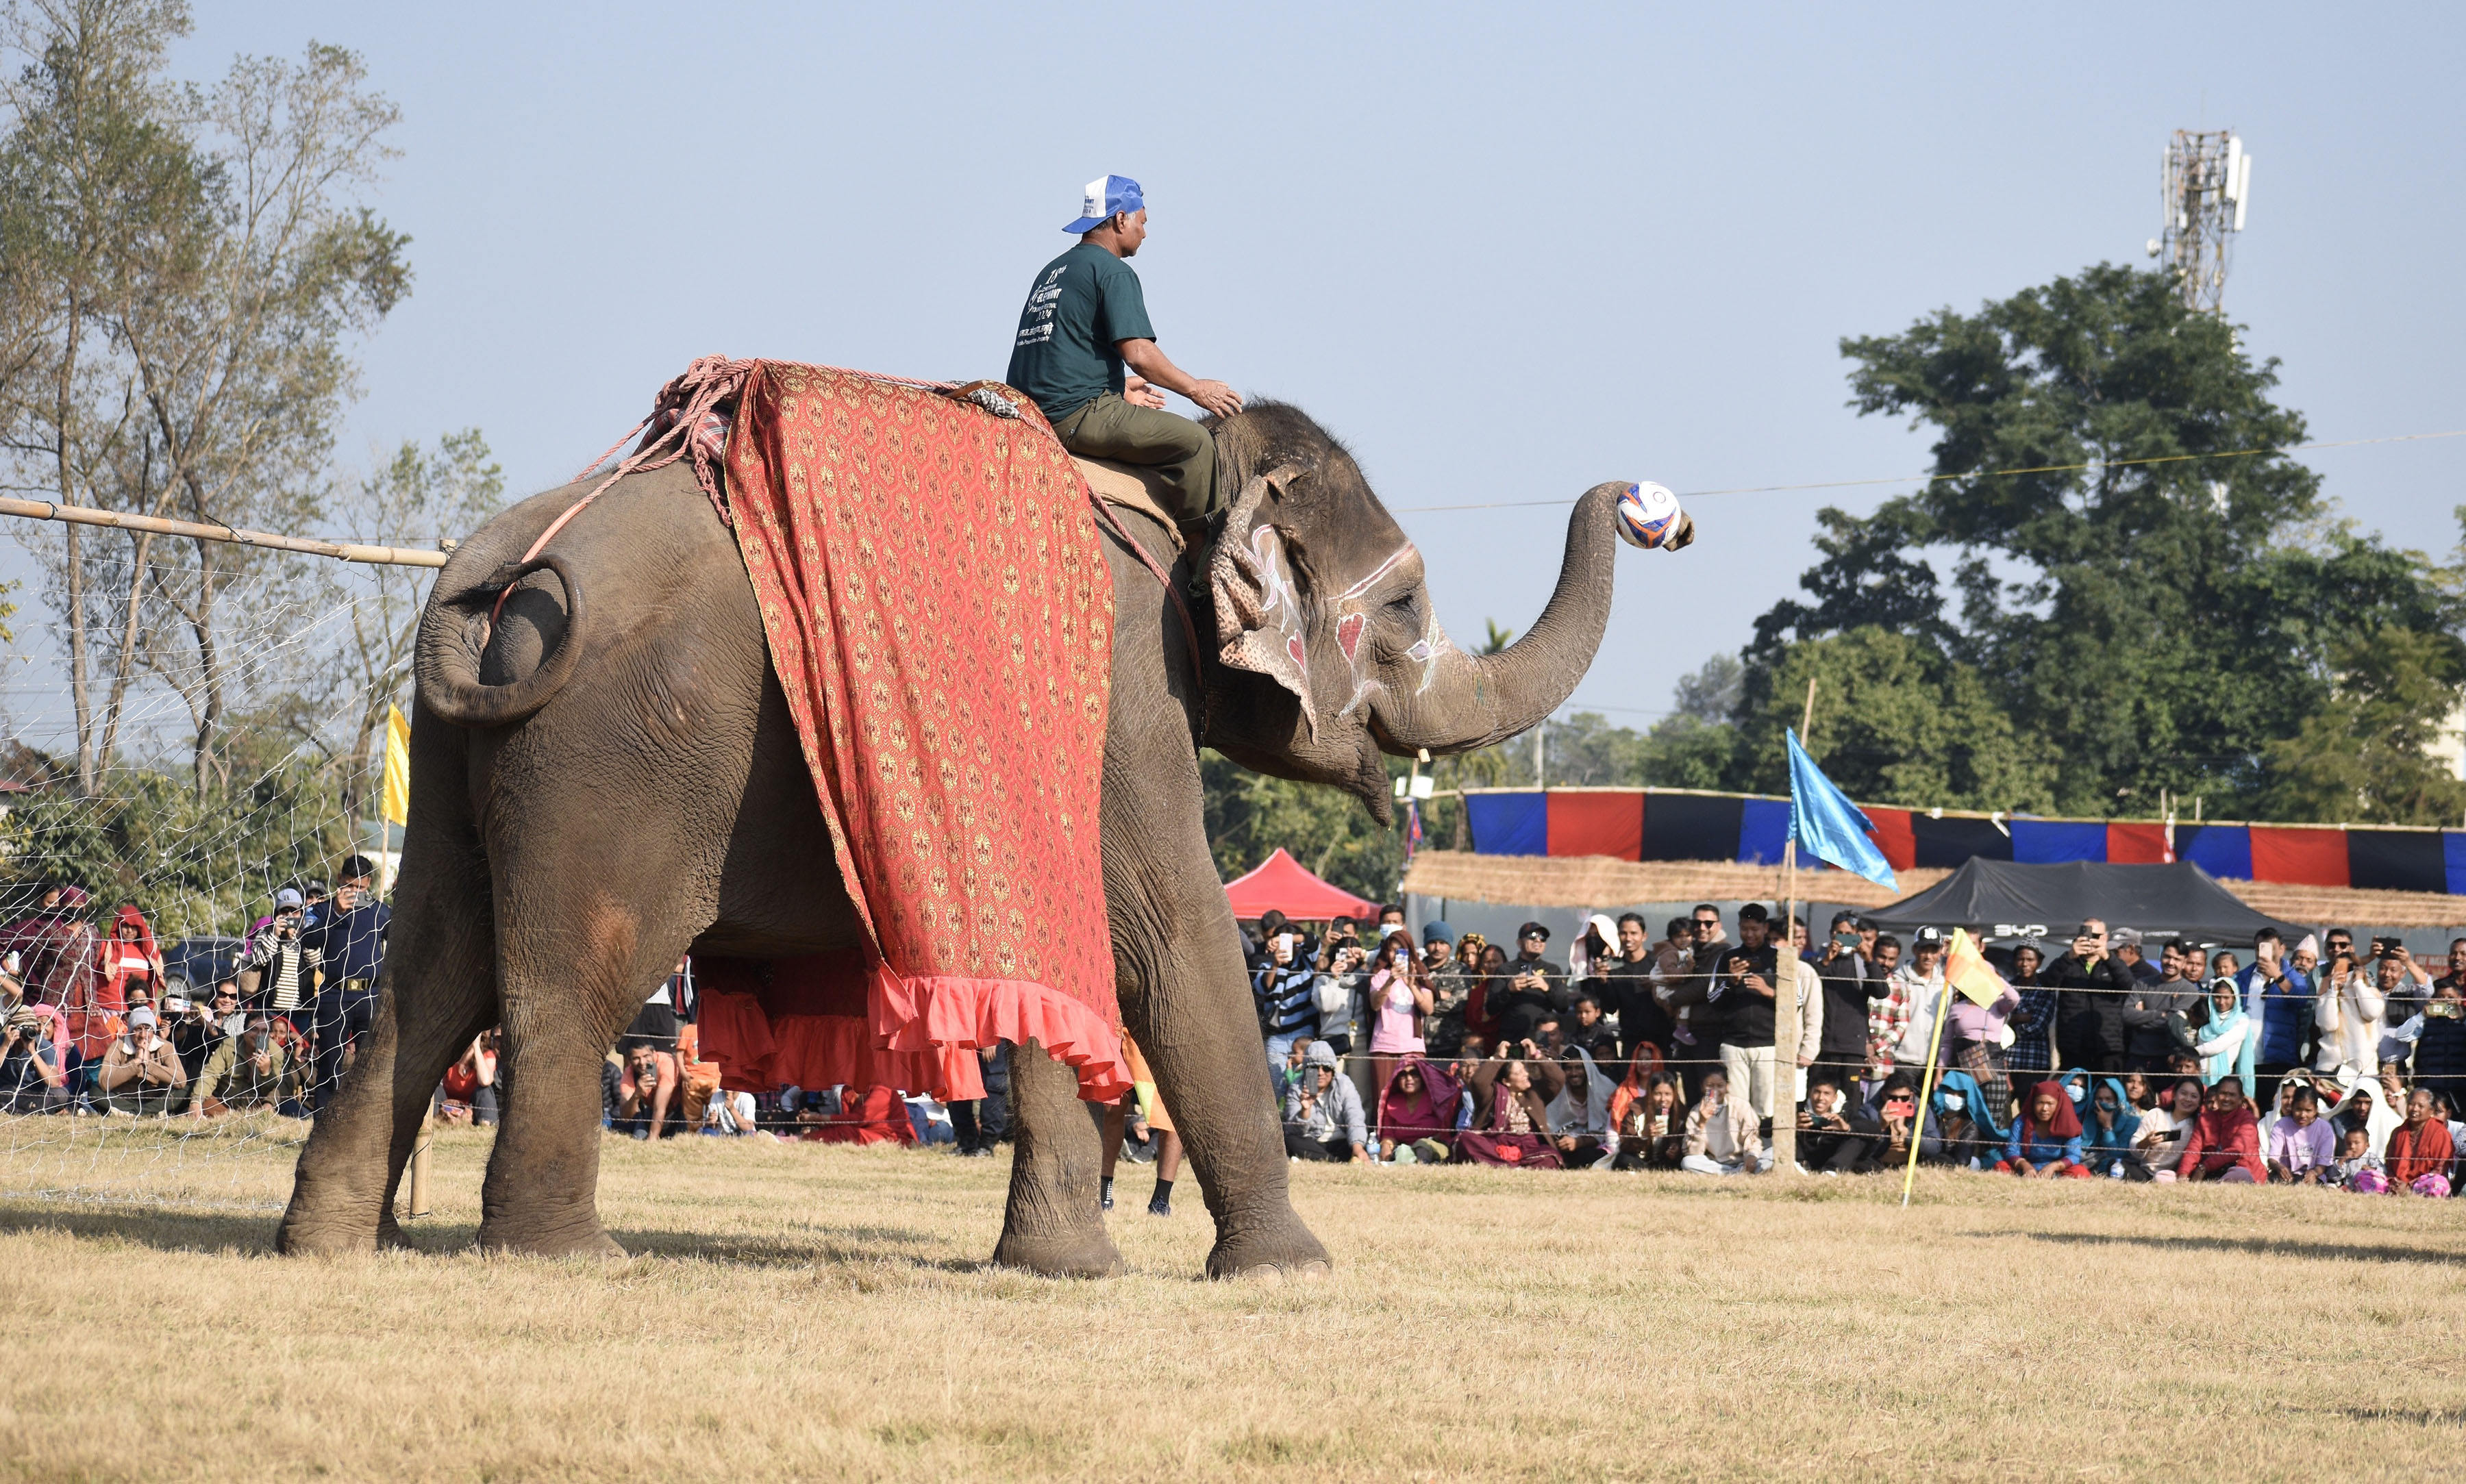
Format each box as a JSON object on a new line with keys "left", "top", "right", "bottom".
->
{"left": 118, "top": 40, "right": 406, "bottom": 794}
{"left": 0, "top": 0, "right": 195, "bottom": 792}
{"left": 0, "top": 1, "right": 408, "bottom": 794}
{"left": 322, "top": 429, "right": 501, "bottom": 819}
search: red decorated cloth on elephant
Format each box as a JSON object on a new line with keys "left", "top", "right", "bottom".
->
{"left": 709, "top": 362, "right": 1127, "bottom": 1101}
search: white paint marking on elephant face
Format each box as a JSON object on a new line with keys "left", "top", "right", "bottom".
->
{"left": 1408, "top": 623, "right": 1451, "bottom": 694}
{"left": 1251, "top": 524, "right": 1308, "bottom": 679}
{"left": 1251, "top": 526, "right": 1290, "bottom": 618}
{"left": 1336, "top": 543, "right": 1415, "bottom": 601}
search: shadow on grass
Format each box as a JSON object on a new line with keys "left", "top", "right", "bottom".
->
{"left": 0, "top": 1200, "right": 976, "bottom": 1270}
{"left": 2317, "top": 1404, "right": 2466, "bottom": 1426}
{"left": 2014, "top": 1230, "right": 2462, "bottom": 1266}
{"left": 0, "top": 1201, "right": 292, "bottom": 1255}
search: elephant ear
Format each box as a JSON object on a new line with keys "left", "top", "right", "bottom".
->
{"left": 1209, "top": 466, "right": 1317, "bottom": 735}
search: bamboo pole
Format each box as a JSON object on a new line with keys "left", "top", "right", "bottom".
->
{"left": 1772, "top": 676, "right": 1818, "bottom": 1175}
{"left": 1900, "top": 981, "right": 1953, "bottom": 1208}
{"left": 404, "top": 1128, "right": 433, "bottom": 1219}
{"left": 0, "top": 495, "right": 449, "bottom": 568}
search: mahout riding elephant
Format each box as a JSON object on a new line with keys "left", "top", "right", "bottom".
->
{"left": 275, "top": 399, "right": 1652, "bottom": 1277}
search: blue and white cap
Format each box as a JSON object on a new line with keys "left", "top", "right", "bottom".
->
{"left": 1063, "top": 174, "right": 1143, "bottom": 233}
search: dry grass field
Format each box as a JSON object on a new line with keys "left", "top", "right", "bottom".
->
{"left": 1, "top": 1115, "right": 2463, "bottom": 1481}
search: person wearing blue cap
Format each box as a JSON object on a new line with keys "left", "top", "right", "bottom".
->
{"left": 1006, "top": 175, "right": 1242, "bottom": 536}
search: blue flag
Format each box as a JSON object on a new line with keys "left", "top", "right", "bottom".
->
{"left": 1786, "top": 728, "right": 1897, "bottom": 890}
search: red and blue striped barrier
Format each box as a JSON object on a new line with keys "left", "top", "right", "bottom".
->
{"left": 1460, "top": 789, "right": 2466, "bottom": 894}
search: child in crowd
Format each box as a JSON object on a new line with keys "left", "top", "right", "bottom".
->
{"left": 1610, "top": 1072, "right": 1686, "bottom": 1170}
{"left": 1449, "top": 1037, "right": 1486, "bottom": 1132}
{"left": 2265, "top": 1086, "right": 2337, "bottom": 1184}
{"left": 2332, "top": 1124, "right": 2384, "bottom": 1191}
{"left": 1680, "top": 1069, "right": 1769, "bottom": 1175}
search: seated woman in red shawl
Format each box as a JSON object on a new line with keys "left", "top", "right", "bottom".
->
{"left": 2175, "top": 1076, "right": 2265, "bottom": 1184}
{"left": 1375, "top": 1056, "right": 1462, "bottom": 1164}
{"left": 1452, "top": 1048, "right": 1564, "bottom": 1170}
{"left": 1994, "top": 1081, "right": 2091, "bottom": 1178}
{"left": 2383, "top": 1086, "right": 2455, "bottom": 1196}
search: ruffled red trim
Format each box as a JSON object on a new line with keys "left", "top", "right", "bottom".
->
{"left": 699, "top": 990, "right": 984, "bottom": 1101}
{"left": 871, "top": 966, "right": 1130, "bottom": 1102}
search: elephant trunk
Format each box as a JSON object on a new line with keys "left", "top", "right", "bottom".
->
{"left": 1375, "top": 481, "right": 1626, "bottom": 756}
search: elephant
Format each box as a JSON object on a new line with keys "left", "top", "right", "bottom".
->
{"left": 274, "top": 396, "right": 1643, "bottom": 1278}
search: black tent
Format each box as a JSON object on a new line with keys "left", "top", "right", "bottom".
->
{"left": 1865, "top": 859, "right": 2306, "bottom": 945}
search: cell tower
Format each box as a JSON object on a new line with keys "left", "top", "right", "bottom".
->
{"left": 2147, "top": 129, "right": 2251, "bottom": 314}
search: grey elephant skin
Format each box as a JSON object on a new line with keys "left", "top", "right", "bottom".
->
{"left": 273, "top": 400, "right": 1629, "bottom": 1278}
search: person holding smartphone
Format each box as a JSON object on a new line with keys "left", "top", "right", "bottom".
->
{"left": 238, "top": 889, "right": 322, "bottom": 1021}
{"left": 2313, "top": 939, "right": 2389, "bottom": 1084}
{"left": 1490, "top": 922, "right": 1565, "bottom": 1046}
{"left": 1253, "top": 931, "right": 1319, "bottom": 1074}
{"left": 2046, "top": 919, "right": 2137, "bottom": 1078}
{"left": 2370, "top": 938, "right": 2434, "bottom": 1027}
{"left": 95, "top": 1005, "right": 185, "bottom": 1115}
{"left": 2233, "top": 929, "right": 2311, "bottom": 1109}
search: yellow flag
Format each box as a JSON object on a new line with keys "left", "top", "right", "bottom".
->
{"left": 379, "top": 703, "right": 412, "bottom": 826}
{"left": 1945, "top": 927, "right": 2010, "bottom": 1007}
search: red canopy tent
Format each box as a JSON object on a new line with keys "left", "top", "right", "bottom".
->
{"left": 1222, "top": 848, "right": 1380, "bottom": 922}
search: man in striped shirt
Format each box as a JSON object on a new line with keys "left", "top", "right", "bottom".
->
{"left": 239, "top": 889, "right": 321, "bottom": 1021}
{"left": 1253, "top": 929, "right": 1319, "bottom": 1075}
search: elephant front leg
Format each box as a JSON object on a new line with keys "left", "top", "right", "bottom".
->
{"left": 1122, "top": 933, "right": 1332, "bottom": 1281}
{"left": 990, "top": 1039, "right": 1124, "bottom": 1278}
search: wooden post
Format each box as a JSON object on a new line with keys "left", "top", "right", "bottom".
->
{"left": 404, "top": 1129, "right": 433, "bottom": 1219}
{"left": 1770, "top": 676, "right": 1819, "bottom": 1177}
{"left": 1773, "top": 839, "right": 1799, "bottom": 1176}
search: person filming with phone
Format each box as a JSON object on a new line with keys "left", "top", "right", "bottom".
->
{"left": 2047, "top": 918, "right": 2137, "bottom": 1077}
{"left": 1252, "top": 929, "right": 1320, "bottom": 1074}
{"left": 238, "top": 888, "right": 322, "bottom": 1023}
{"left": 2233, "top": 928, "right": 2313, "bottom": 1109}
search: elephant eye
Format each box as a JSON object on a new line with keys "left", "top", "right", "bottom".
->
{"left": 1384, "top": 592, "right": 1419, "bottom": 622}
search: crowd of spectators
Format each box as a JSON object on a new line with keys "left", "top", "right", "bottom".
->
{"left": 15, "top": 856, "right": 2459, "bottom": 1211}
{"left": 0, "top": 859, "right": 391, "bottom": 1121}
{"left": 1247, "top": 901, "right": 2466, "bottom": 1193}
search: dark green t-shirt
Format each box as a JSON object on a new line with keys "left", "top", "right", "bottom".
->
{"left": 1004, "top": 242, "right": 1156, "bottom": 421}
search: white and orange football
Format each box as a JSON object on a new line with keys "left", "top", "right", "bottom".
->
{"left": 1614, "top": 481, "right": 1684, "bottom": 550}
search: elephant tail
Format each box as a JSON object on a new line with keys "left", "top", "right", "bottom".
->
{"left": 414, "top": 546, "right": 587, "bottom": 729}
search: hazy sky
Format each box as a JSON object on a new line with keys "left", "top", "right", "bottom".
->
{"left": 112, "top": 3, "right": 2466, "bottom": 730}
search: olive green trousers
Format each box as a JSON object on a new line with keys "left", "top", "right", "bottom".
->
{"left": 1050, "top": 392, "right": 1218, "bottom": 527}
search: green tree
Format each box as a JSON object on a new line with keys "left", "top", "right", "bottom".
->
{"left": 0, "top": 758, "right": 352, "bottom": 936}
{"left": 1751, "top": 262, "right": 2461, "bottom": 816}
{"left": 1729, "top": 626, "right": 2056, "bottom": 809}
{"left": 2251, "top": 627, "right": 2466, "bottom": 826}
{"left": 1199, "top": 749, "right": 1404, "bottom": 906}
